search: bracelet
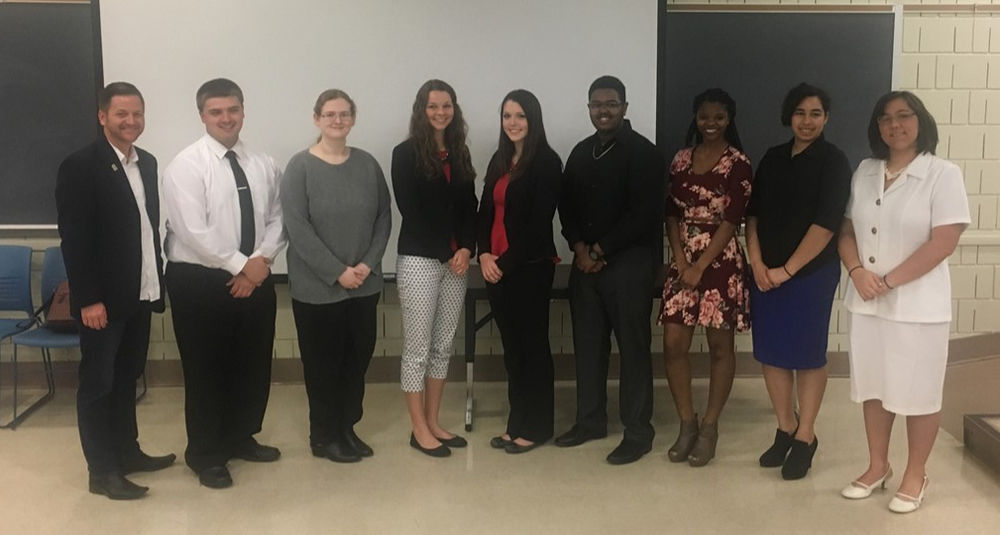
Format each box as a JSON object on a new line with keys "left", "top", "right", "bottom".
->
{"left": 782, "top": 265, "right": 793, "bottom": 277}
{"left": 847, "top": 265, "right": 863, "bottom": 277}
{"left": 882, "top": 274, "right": 894, "bottom": 290}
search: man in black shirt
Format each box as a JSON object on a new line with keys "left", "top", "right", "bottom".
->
{"left": 556, "top": 76, "right": 665, "bottom": 464}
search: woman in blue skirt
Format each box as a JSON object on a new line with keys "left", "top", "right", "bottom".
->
{"left": 745, "top": 83, "right": 852, "bottom": 480}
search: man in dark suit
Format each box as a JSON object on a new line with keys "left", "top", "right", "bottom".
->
{"left": 556, "top": 76, "right": 665, "bottom": 464}
{"left": 56, "top": 82, "right": 175, "bottom": 500}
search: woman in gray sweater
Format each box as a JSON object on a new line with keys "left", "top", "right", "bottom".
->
{"left": 281, "top": 89, "right": 391, "bottom": 463}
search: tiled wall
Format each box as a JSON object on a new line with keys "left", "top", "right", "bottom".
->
{"left": 3, "top": 0, "right": 998, "bottom": 364}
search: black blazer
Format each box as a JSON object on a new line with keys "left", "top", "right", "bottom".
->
{"left": 391, "top": 139, "right": 478, "bottom": 263}
{"left": 476, "top": 146, "right": 562, "bottom": 274}
{"left": 55, "top": 137, "right": 165, "bottom": 320}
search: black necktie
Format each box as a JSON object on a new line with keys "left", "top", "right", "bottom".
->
{"left": 225, "top": 150, "right": 255, "bottom": 256}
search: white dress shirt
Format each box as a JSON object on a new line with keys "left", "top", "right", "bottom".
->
{"left": 111, "top": 143, "right": 161, "bottom": 301}
{"left": 844, "top": 152, "right": 970, "bottom": 322}
{"left": 162, "top": 134, "right": 286, "bottom": 275}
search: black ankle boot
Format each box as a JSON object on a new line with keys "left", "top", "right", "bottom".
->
{"left": 759, "top": 428, "right": 795, "bottom": 467}
{"left": 781, "top": 436, "right": 818, "bottom": 480}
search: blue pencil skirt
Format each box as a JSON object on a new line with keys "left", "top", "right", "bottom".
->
{"left": 750, "top": 260, "right": 840, "bottom": 370}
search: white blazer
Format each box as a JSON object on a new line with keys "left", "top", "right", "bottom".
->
{"left": 844, "top": 152, "right": 970, "bottom": 323}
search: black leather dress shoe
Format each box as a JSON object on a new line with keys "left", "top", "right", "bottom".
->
{"left": 322, "top": 441, "right": 362, "bottom": 463}
{"left": 554, "top": 426, "right": 607, "bottom": 448}
{"left": 434, "top": 433, "right": 468, "bottom": 448}
{"left": 198, "top": 466, "right": 233, "bottom": 489}
{"left": 344, "top": 429, "right": 374, "bottom": 457}
{"left": 606, "top": 440, "right": 652, "bottom": 465}
{"left": 409, "top": 433, "right": 451, "bottom": 458}
{"left": 232, "top": 439, "right": 281, "bottom": 463}
{"left": 89, "top": 473, "right": 148, "bottom": 500}
{"left": 122, "top": 451, "right": 177, "bottom": 474}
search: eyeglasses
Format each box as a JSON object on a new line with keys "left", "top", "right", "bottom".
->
{"left": 587, "top": 100, "right": 623, "bottom": 111}
{"left": 877, "top": 111, "right": 916, "bottom": 125}
{"left": 320, "top": 112, "right": 354, "bottom": 121}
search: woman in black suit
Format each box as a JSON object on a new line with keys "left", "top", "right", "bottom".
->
{"left": 477, "top": 89, "right": 562, "bottom": 453}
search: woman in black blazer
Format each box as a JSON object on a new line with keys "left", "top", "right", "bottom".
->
{"left": 392, "top": 79, "right": 478, "bottom": 457}
{"left": 477, "top": 89, "right": 562, "bottom": 453}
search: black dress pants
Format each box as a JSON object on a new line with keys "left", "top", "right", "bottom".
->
{"left": 568, "top": 246, "right": 655, "bottom": 446}
{"left": 77, "top": 303, "right": 151, "bottom": 475}
{"left": 291, "top": 293, "right": 379, "bottom": 446}
{"left": 488, "top": 261, "right": 555, "bottom": 443}
{"left": 166, "top": 262, "right": 276, "bottom": 471}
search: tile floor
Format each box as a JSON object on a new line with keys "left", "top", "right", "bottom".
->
{"left": 1, "top": 378, "right": 998, "bottom": 535}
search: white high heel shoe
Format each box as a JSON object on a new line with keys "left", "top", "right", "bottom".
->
{"left": 841, "top": 466, "right": 893, "bottom": 499}
{"left": 888, "top": 476, "right": 929, "bottom": 514}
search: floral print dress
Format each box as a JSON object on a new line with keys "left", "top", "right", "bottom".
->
{"left": 658, "top": 146, "right": 752, "bottom": 331}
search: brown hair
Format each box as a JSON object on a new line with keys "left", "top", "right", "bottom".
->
{"left": 407, "top": 79, "right": 475, "bottom": 181}
{"left": 98, "top": 82, "right": 144, "bottom": 111}
{"left": 196, "top": 78, "right": 243, "bottom": 112}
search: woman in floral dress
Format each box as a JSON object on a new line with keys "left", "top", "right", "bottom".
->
{"left": 659, "top": 88, "right": 752, "bottom": 467}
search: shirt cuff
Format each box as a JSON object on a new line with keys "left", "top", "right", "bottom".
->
{"left": 225, "top": 252, "right": 249, "bottom": 276}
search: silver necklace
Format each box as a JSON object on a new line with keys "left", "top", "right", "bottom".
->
{"left": 593, "top": 141, "right": 616, "bottom": 160}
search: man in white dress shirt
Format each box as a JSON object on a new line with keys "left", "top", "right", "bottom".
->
{"left": 162, "top": 78, "right": 285, "bottom": 489}
{"left": 57, "top": 82, "right": 175, "bottom": 500}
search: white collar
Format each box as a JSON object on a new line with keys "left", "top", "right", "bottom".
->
{"left": 203, "top": 133, "right": 246, "bottom": 161}
{"left": 108, "top": 140, "right": 137, "bottom": 165}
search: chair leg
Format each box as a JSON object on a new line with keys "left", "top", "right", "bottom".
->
{"left": 0, "top": 344, "right": 56, "bottom": 429}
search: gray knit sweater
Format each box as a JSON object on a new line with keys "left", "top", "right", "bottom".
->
{"left": 281, "top": 148, "right": 391, "bottom": 304}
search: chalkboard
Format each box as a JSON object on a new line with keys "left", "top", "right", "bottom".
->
{"left": 657, "top": 8, "right": 896, "bottom": 170}
{"left": 0, "top": 1, "right": 101, "bottom": 226}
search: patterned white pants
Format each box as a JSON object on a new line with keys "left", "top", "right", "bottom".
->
{"left": 397, "top": 255, "right": 467, "bottom": 392}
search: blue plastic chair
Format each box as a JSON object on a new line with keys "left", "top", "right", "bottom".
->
{"left": 5, "top": 247, "right": 77, "bottom": 428}
{"left": 0, "top": 245, "right": 33, "bottom": 344}
{"left": 0, "top": 245, "right": 35, "bottom": 428}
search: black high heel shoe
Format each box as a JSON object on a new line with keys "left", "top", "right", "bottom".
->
{"left": 759, "top": 428, "right": 795, "bottom": 467}
{"left": 409, "top": 433, "right": 451, "bottom": 458}
{"left": 781, "top": 436, "right": 818, "bottom": 480}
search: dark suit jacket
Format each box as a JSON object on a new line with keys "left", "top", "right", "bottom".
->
{"left": 476, "top": 146, "right": 562, "bottom": 274}
{"left": 56, "top": 137, "right": 165, "bottom": 320}
{"left": 391, "top": 139, "right": 478, "bottom": 263}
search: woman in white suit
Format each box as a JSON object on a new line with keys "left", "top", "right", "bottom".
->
{"left": 838, "top": 91, "right": 969, "bottom": 514}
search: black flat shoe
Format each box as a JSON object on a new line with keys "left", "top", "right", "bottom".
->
{"left": 759, "top": 428, "right": 796, "bottom": 468}
{"left": 89, "top": 472, "right": 148, "bottom": 500}
{"left": 490, "top": 436, "right": 512, "bottom": 449}
{"left": 198, "top": 466, "right": 233, "bottom": 489}
{"left": 504, "top": 440, "right": 540, "bottom": 454}
{"left": 434, "top": 434, "right": 468, "bottom": 448}
{"left": 232, "top": 439, "right": 281, "bottom": 463}
{"left": 122, "top": 451, "right": 176, "bottom": 474}
{"left": 409, "top": 433, "right": 450, "bottom": 458}
{"left": 344, "top": 429, "right": 374, "bottom": 457}
{"left": 782, "top": 436, "right": 818, "bottom": 480}
{"left": 554, "top": 426, "right": 607, "bottom": 448}
{"left": 606, "top": 439, "right": 652, "bottom": 465}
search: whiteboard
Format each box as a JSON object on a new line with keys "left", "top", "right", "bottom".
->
{"left": 100, "top": 0, "right": 658, "bottom": 274}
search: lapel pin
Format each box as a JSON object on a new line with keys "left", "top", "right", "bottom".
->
{"left": 111, "top": 163, "right": 119, "bottom": 172}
